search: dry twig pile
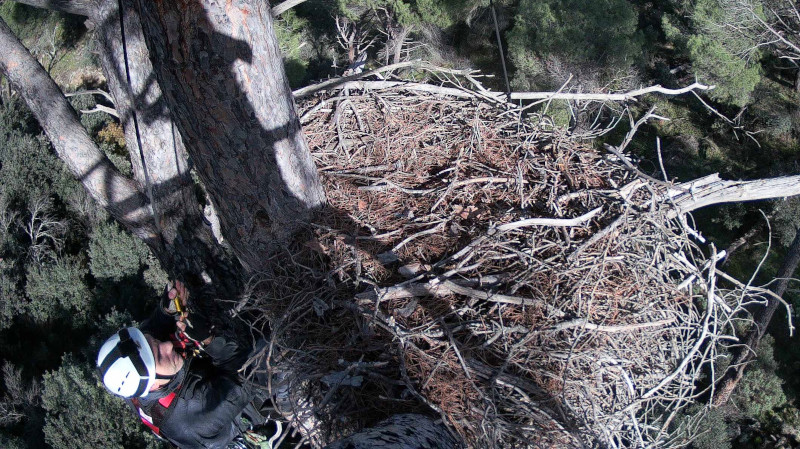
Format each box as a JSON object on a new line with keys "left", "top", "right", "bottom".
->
{"left": 238, "top": 85, "right": 775, "bottom": 448}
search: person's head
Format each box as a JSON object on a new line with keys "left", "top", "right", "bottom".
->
{"left": 97, "top": 328, "right": 184, "bottom": 398}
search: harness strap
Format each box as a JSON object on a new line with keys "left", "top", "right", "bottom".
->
{"left": 131, "top": 391, "right": 178, "bottom": 437}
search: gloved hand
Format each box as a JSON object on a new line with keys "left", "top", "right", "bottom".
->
{"left": 163, "top": 280, "right": 214, "bottom": 344}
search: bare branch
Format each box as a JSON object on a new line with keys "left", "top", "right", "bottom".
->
{"left": 79, "top": 104, "right": 119, "bottom": 118}
{"left": 64, "top": 88, "right": 116, "bottom": 105}
{"left": 271, "top": 0, "right": 306, "bottom": 16}
{"left": 496, "top": 206, "right": 602, "bottom": 231}
{"left": 509, "top": 82, "right": 714, "bottom": 101}
{"left": 665, "top": 174, "right": 800, "bottom": 217}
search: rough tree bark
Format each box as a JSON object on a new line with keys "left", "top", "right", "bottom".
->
{"left": 713, "top": 227, "right": 800, "bottom": 406}
{"left": 134, "top": 0, "right": 326, "bottom": 272}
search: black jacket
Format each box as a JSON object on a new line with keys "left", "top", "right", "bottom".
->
{"left": 138, "top": 304, "right": 254, "bottom": 448}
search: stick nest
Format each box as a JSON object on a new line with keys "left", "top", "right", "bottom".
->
{"left": 236, "top": 86, "right": 763, "bottom": 448}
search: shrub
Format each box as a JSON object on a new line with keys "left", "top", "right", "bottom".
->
{"left": 24, "top": 256, "right": 92, "bottom": 325}
{"left": 41, "top": 356, "right": 159, "bottom": 449}
{"left": 88, "top": 221, "right": 149, "bottom": 282}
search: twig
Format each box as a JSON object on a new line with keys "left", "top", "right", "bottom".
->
{"left": 496, "top": 207, "right": 602, "bottom": 232}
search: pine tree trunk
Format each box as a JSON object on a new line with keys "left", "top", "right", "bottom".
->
{"left": 92, "top": 0, "right": 202, "bottom": 245}
{"left": 90, "top": 0, "right": 235, "bottom": 278}
{"left": 134, "top": 0, "right": 326, "bottom": 272}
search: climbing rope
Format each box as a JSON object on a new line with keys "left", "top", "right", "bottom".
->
{"left": 489, "top": 0, "right": 511, "bottom": 101}
{"left": 116, "top": 0, "right": 162, "bottom": 236}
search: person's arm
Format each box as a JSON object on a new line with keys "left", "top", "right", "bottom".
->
{"left": 168, "top": 280, "right": 252, "bottom": 372}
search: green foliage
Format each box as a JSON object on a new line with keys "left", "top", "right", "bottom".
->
{"left": 0, "top": 121, "right": 75, "bottom": 208}
{"left": 0, "top": 261, "right": 24, "bottom": 331}
{"left": 687, "top": 35, "right": 761, "bottom": 107}
{"left": 0, "top": 435, "right": 26, "bottom": 449}
{"left": 685, "top": 0, "right": 764, "bottom": 107}
{"left": 274, "top": 10, "right": 311, "bottom": 87}
{"left": 733, "top": 335, "right": 787, "bottom": 420}
{"left": 507, "top": 0, "right": 644, "bottom": 90}
{"left": 693, "top": 408, "right": 732, "bottom": 449}
{"left": 88, "top": 221, "right": 149, "bottom": 282}
{"left": 41, "top": 356, "right": 160, "bottom": 449}
{"left": 773, "top": 198, "right": 800, "bottom": 247}
{"left": 24, "top": 256, "right": 92, "bottom": 325}
{"left": 0, "top": 361, "right": 45, "bottom": 448}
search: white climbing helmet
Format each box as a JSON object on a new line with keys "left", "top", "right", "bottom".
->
{"left": 96, "top": 327, "right": 156, "bottom": 398}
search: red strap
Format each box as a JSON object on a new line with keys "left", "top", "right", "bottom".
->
{"left": 140, "top": 417, "right": 160, "bottom": 435}
{"left": 132, "top": 392, "right": 177, "bottom": 437}
{"left": 159, "top": 391, "right": 177, "bottom": 408}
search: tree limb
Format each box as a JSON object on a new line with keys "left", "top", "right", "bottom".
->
{"left": 79, "top": 104, "right": 119, "bottom": 118}
{"left": 713, "top": 227, "right": 800, "bottom": 406}
{"left": 496, "top": 206, "right": 602, "bottom": 231}
{"left": 64, "top": 88, "right": 115, "bottom": 105}
{"left": 665, "top": 174, "right": 800, "bottom": 217}
{"left": 293, "top": 61, "right": 424, "bottom": 98}
{"left": 509, "top": 82, "right": 715, "bottom": 101}
{"left": 271, "top": 0, "right": 306, "bottom": 16}
{"left": 0, "top": 16, "right": 161, "bottom": 249}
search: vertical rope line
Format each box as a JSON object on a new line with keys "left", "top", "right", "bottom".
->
{"left": 117, "top": 0, "right": 162, "bottom": 235}
{"left": 490, "top": 0, "right": 511, "bottom": 101}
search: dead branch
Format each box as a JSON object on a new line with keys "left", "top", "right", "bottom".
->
{"left": 509, "top": 82, "right": 714, "bottom": 101}
{"left": 665, "top": 174, "right": 800, "bottom": 217}
{"left": 271, "top": 0, "right": 307, "bottom": 16}
{"left": 79, "top": 104, "right": 119, "bottom": 118}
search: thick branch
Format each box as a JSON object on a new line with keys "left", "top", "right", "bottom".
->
{"left": 297, "top": 78, "right": 712, "bottom": 107}
{"left": 0, "top": 17, "right": 161, "bottom": 248}
{"left": 293, "top": 61, "right": 423, "bottom": 98}
{"left": 665, "top": 174, "right": 800, "bottom": 217}
{"left": 357, "top": 279, "right": 565, "bottom": 317}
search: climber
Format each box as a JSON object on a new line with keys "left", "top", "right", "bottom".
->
{"left": 96, "top": 280, "right": 281, "bottom": 449}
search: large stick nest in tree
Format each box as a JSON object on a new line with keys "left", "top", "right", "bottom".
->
{"left": 236, "top": 85, "right": 766, "bottom": 448}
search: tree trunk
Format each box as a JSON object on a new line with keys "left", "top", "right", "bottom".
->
{"left": 91, "top": 0, "right": 199, "bottom": 244}
{"left": 0, "top": 16, "right": 163, "bottom": 252}
{"left": 134, "top": 0, "right": 326, "bottom": 272}
{"left": 713, "top": 227, "right": 800, "bottom": 406}
{"left": 13, "top": 0, "right": 230, "bottom": 278}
